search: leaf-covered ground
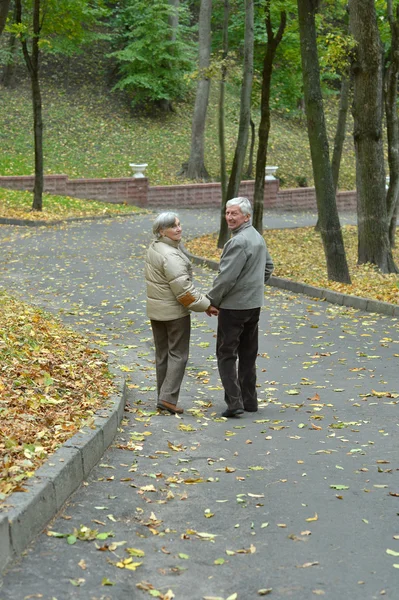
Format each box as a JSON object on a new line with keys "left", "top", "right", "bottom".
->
{"left": 0, "top": 291, "right": 115, "bottom": 501}
{"left": 185, "top": 226, "right": 399, "bottom": 305}
{"left": 0, "top": 189, "right": 144, "bottom": 222}
{"left": 0, "top": 211, "right": 398, "bottom": 598}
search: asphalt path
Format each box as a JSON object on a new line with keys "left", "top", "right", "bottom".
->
{"left": 0, "top": 209, "right": 398, "bottom": 600}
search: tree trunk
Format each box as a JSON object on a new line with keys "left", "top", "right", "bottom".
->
{"left": 389, "top": 202, "right": 398, "bottom": 247}
{"left": 315, "top": 73, "right": 350, "bottom": 231}
{"left": 218, "top": 0, "right": 229, "bottom": 209}
{"left": 1, "top": 5, "right": 17, "bottom": 87}
{"left": 385, "top": 0, "right": 399, "bottom": 247}
{"left": 168, "top": 0, "right": 179, "bottom": 39}
{"left": 218, "top": 0, "right": 254, "bottom": 248}
{"left": 331, "top": 74, "right": 350, "bottom": 192}
{"left": 297, "top": 0, "right": 351, "bottom": 283}
{"left": 0, "top": 0, "right": 11, "bottom": 36}
{"left": 244, "top": 118, "right": 255, "bottom": 180}
{"left": 252, "top": 2, "right": 286, "bottom": 234}
{"left": 17, "top": 0, "right": 44, "bottom": 211}
{"left": 181, "top": 0, "right": 211, "bottom": 180}
{"left": 156, "top": 0, "right": 180, "bottom": 112}
{"left": 349, "top": 0, "right": 397, "bottom": 272}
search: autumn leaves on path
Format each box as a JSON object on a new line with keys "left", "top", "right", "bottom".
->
{"left": 0, "top": 213, "right": 398, "bottom": 599}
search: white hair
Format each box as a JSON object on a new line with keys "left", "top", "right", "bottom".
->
{"left": 226, "top": 197, "right": 252, "bottom": 216}
{"left": 152, "top": 212, "right": 179, "bottom": 238}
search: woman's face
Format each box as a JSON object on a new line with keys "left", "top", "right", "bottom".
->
{"left": 160, "top": 218, "right": 182, "bottom": 242}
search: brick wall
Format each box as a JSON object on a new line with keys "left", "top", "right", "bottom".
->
{"left": 66, "top": 177, "right": 148, "bottom": 206}
{"left": 0, "top": 174, "right": 357, "bottom": 211}
{"left": 147, "top": 179, "right": 279, "bottom": 208}
{"left": 0, "top": 175, "right": 148, "bottom": 207}
{"left": 277, "top": 187, "right": 357, "bottom": 212}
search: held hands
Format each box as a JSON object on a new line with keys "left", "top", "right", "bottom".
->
{"left": 206, "top": 305, "right": 219, "bottom": 317}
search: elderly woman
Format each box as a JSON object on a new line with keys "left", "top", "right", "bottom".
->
{"left": 145, "top": 212, "right": 210, "bottom": 414}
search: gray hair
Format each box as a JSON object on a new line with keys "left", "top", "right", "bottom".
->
{"left": 226, "top": 197, "right": 252, "bottom": 217}
{"left": 152, "top": 212, "right": 179, "bottom": 238}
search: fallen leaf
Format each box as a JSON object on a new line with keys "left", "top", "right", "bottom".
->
{"left": 306, "top": 513, "right": 318, "bottom": 522}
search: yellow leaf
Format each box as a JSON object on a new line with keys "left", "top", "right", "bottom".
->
{"left": 126, "top": 548, "right": 145, "bottom": 557}
{"left": 306, "top": 513, "right": 318, "bottom": 522}
{"left": 139, "top": 485, "right": 157, "bottom": 492}
{"left": 184, "top": 478, "right": 204, "bottom": 484}
{"left": 124, "top": 562, "right": 142, "bottom": 571}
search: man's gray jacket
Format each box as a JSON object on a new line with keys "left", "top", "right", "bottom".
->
{"left": 207, "top": 221, "right": 274, "bottom": 310}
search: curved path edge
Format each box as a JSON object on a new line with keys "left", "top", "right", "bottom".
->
{"left": 0, "top": 212, "right": 143, "bottom": 227}
{"left": 0, "top": 377, "right": 128, "bottom": 575}
{"left": 182, "top": 246, "right": 399, "bottom": 318}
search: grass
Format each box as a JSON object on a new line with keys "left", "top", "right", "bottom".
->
{"left": 0, "top": 188, "right": 145, "bottom": 222}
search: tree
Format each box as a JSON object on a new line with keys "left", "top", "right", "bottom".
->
{"left": 15, "top": 0, "right": 43, "bottom": 211}
{"left": 252, "top": 1, "right": 286, "bottom": 234}
{"left": 109, "top": 0, "right": 194, "bottom": 111}
{"left": 0, "top": 0, "right": 10, "bottom": 36}
{"left": 330, "top": 74, "right": 350, "bottom": 192}
{"left": 11, "top": 0, "right": 104, "bottom": 211}
{"left": 218, "top": 0, "right": 254, "bottom": 247}
{"left": 349, "top": 0, "right": 397, "bottom": 272}
{"left": 180, "top": 0, "right": 212, "bottom": 180}
{"left": 384, "top": 0, "right": 399, "bottom": 247}
{"left": 1, "top": 2, "right": 18, "bottom": 87}
{"left": 218, "top": 0, "right": 229, "bottom": 207}
{"left": 297, "top": 0, "right": 351, "bottom": 283}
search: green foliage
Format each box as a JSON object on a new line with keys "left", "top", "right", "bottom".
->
{"left": 108, "top": 0, "right": 195, "bottom": 107}
{"left": 5, "top": 0, "right": 106, "bottom": 56}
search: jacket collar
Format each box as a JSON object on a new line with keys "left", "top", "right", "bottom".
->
{"left": 157, "top": 236, "right": 180, "bottom": 248}
{"left": 232, "top": 220, "right": 252, "bottom": 236}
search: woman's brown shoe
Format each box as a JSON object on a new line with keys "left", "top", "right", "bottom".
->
{"left": 157, "top": 401, "right": 184, "bottom": 414}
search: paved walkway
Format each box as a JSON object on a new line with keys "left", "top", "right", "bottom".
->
{"left": 0, "top": 210, "right": 398, "bottom": 600}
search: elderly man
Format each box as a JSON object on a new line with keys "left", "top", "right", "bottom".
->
{"left": 207, "top": 197, "right": 274, "bottom": 418}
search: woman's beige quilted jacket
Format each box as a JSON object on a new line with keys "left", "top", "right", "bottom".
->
{"left": 145, "top": 236, "right": 210, "bottom": 321}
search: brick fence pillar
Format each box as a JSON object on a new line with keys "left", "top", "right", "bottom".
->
{"left": 127, "top": 177, "right": 148, "bottom": 207}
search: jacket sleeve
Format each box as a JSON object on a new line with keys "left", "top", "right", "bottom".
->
{"left": 163, "top": 252, "right": 210, "bottom": 312}
{"left": 264, "top": 247, "right": 274, "bottom": 283}
{"left": 207, "top": 238, "right": 247, "bottom": 308}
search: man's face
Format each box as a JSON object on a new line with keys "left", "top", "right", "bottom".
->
{"left": 225, "top": 205, "right": 250, "bottom": 230}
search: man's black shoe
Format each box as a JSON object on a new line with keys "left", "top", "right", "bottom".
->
{"left": 221, "top": 408, "right": 244, "bottom": 418}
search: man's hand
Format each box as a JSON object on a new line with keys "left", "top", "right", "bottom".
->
{"left": 206, "top": 305, "right": 219, "bottom": 316}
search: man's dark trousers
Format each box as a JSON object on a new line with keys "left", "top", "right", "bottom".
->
{"left": 216, "top": 307, "right": 260, "bottom": 412}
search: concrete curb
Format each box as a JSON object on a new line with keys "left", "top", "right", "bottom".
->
{"left": 183, "top": 247, "right": 399, "bottom": 318}
{"left": 0, "top": 378, "right": 128, "bottom": 575}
